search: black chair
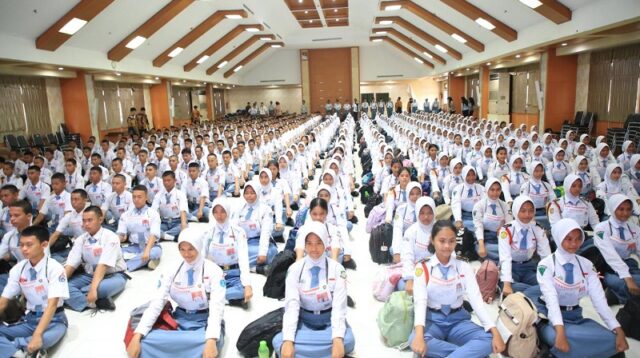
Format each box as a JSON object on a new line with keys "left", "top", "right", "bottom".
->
{"left": 607, "top": 114, "right": 639, "bottom": 153}
{"left": 3, "top": 135, "right": 19, "bottom": 150}
{"left": 56, "top": 132, "right": 65, "bottom": 145}
{"left": 561, "top": 111, "right": 585, "bottom": 138}
{"left": 32, "top": 134, "right": 45, "bottom": 150}
{"left": 16, "top": 135, "right": 30, "bottom": 150}
{"left": 47, "top": 133, "right": 58, "bottom": 145}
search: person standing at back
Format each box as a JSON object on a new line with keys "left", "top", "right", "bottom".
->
{"left": 395, "top": 97, "right": 402, "bottom": 114}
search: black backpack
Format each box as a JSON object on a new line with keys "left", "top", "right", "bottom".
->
{"left": 359, "top": 184, "right": 374, "bottom": 205}
{"left": 364, "top": 193, "right": 382, "bottom": 218}
{"left": 369, "top": 223, "right": 393, "bottom": 264}
{"left": 616, "top": 296, "right": 640, "bottom": 340}
{"left": 236, "top": 307, "right": 285, "bottom": 357}
{"left": 263, "top": 250, "right": 296, "bottom": 299}
{"left": 456, "top": 228, "right": 479, "bottom": 262}
{"left": 580, "top": 245, "right": 612, "bottom": 276}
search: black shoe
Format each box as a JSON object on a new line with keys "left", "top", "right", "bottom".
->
{"left": 95, "top": 297, "right": 116, "bottom": 311}
{"left": 606, "top": 288, "right": 620, "bottom": 305}
{"left": 228, "top": 299, "right": 246, "bottom": 308}
{"left": 272, "top": 234, "right": 285, "bottom": 243}
{"left": 285, "top": 217, "right": 295, "bottom": 227}
{"left": 256, "top": 264, "right": 269, "bottom": 276}
{"left": 348, "top": 216, "right": 358, "bottom": 224}
{"left": 351, "top": 191, "right": 359, "bottom": 198}
{"left": 347, "top": 295, "right": 355, "bottom": 308}
{"left": 342, "top": 258, "right": 357, "bottom": 270}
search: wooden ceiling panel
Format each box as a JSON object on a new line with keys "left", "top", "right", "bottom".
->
{"left": 320, "top": 0, "right": 349, "bottom": 9}
{"left": 440, "top": 0, "right": 517, "bottom": 42}
{"left": 223, "top": 43, "right": 284, "bottom": 78}
{"left": 206, "top": 34, "right": 275, "bottom": 75}
{"left": 323, "top": 8, "right": 348, "bottom": 19}
{"left": 284, "top": 0, "right": 317, "bottom": 11}
{"left": 327, "top": 18, "right": 349, "bottom": 27}
{"left": 300, "top": 20, "right": 323, "bottom": 28}
{"left": 532, "top": 0, "right": 572, "bottom": 24}
{"left": 291, "top": 9, "right": 321, "bottom": 20}
{"left": 107, "top": 0, "right": 194, "bottom": 62}
{"left": 36, "top": 0, "right": 115, "bottom": 51}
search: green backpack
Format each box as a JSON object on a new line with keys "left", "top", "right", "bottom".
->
{"left": 377, "top": 291, "right": 414, "bottom": 349}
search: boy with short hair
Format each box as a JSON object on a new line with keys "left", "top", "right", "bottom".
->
{"left": 33, "top": 173, "right": 71, "bottom": 233}
{"left": 19, "top": 166, "right": 50, "bottom": 215}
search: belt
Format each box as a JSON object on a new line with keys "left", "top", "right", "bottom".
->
{"left": 162, "top": 217, "right": 180, "bottom": 223}
{"left": 176, "top": 307, "right": 209, "bottom": 315}
{"left": 538, "top": 297, "right": 578, "bottom": 311}
{"left": 33, "top": 307, "right": 65, "bottom": 317}
{"left": 428, "top": 305, "right": 464, "bottom": 314}
{"left": 512, "top": 257, "right": 534, "bottom": 264}
{"left": 247, "top": 236, "right": 261, "bottom": 241}
{"left": 301, "top": 307, "right": 332, "bottom": 315}
{"left": 222, "top": 264, "right": 239, "bottom": 271}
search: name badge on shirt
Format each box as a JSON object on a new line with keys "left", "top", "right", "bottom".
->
{"left": 93, "top": 247, "right": 102, "bottom": 257}
{"left": 226, "top": 247, "right": 235, "bottom": 256}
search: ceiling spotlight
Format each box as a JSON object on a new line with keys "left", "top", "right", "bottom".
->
{"left": 115, "top": 72, "right": 121, "bottom": 76}
{"left": 309, "top": 20, "right": 313, "bottom": 23}
{"left": 58, "top": 67, "right": 64, "bottom": 71}
{"left": 334, "top": 9, "right": 337, "bottom": 13}
{"left": 422, "top": 52, "right": 433, "bottom": 59}
{"left": 225, "top": 14, "right": 243, "bottom": 19}
{"left": 466, "top": 68, "right": 470, "bottom": 70}
{"left": 154, "top": 77, "right": 159, "bottom": 80}
{"left": 519, "top": 0, "right": 543, "bottom": 9}
{"left": 451, "top": 33, "right": 467, "bottom": 43}
{"left": 59, "top": 18, "right": 87, "bottom": 35}
{"left": 561, "top": 42, "right": 568, "bottom": 46}
{"left": 234, "top": 65, "right": 243, "bottom": 72}
{"left": 125, "top": 36, "right": 146, "bottom": 49}
{"left": 305, "top": 10, "right": 308, "bottom": 14}
{"left": 475, "top": 17, "right": 495, "bottom": 30}
{"left": 375, "top": 30, "right": 387, "bottom": 34}
{"left": 217, "top": 61, "right": 228, "bottom": 68}
{"left": 414, "top": 57, "right": 424, "bottom": 64}
{"left": 335, "top": 18, "right": 339, "bottom": 22}
{"left": 298, "top": 0, "right": 303, "bottom": 3}
{"left": 385, "top": 5, "right": 402, "bottom": 11}
{"left": 435, "top": 44, "right": 448, "bottom": 53}
{"left": 196, "top": 55, "right": 209, "bottom": 64}
{"left": 182, "top": 80, "right": 186, "bottom": 82}
{"left": 245, "top": 27, "right": 260, "bottom": 32}
{"left": 168, "top": 47, "right": 183, "bottom": 57}
{"left": 515, "top": 54, "right": 521, "bottom": 58}
{"left": 271, "top": 44, "right": 282, "bottom": 48}
{"left": 486, "top": 62, "right": 491, "bottom": 66}
{"left": 379, "top": 20, "right": 393, "bottom": 25}
{"left": 260, "top": 36, "right": 271, "bottom": 41}
{"left": 372, "top": 38, "right": 383, "bottom": 42}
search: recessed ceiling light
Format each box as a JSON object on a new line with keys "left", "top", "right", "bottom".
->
{"left": 334, "top": 9, "right": 337, "bottom": 13}
{"left": 451, "top": 33, "right": 467, "bottom": 43}
{"left": 379, "top": 20, "right": 393, "bottom": 25}
{"left": 168, "top": 47, "right": 183, "bottom": 57}
{"left": 225, "top": 14, "right": 243, "bottom": 19}
{"left": 375, "top": 30, "right": 387, "bottom": 34}
{"left": 305, "top": 10, "right": 308, "bottom": 14}
{"left": 515, "top": 54, "right": 521, "bottom": 58}
{"left": 435, "top": 44, "right": 448, "bottom": 53}
{"left": 475, "top": 17, "right": 495, "bottom": 30}
{"left": 115, "top": 72, "right": 121, "bottom": 76}
{"left": 125, "top": 36, "right": 146, "bottom": 49}
{"left": 466, "top": 68, "right": 470, "bottom": 70}
{"left": 385, "top": 5, "right": 402, "bottom": 11}
{"left": 372, "top": 38, "right": 383, "bottom": 42}
{"left": 422, "top": 52, "right": 433, "bottom": 59}
{"left": 335, "top": 18, "right": 339, "bottom": 22}
{"left": 182, "top": 80, "right": 186, "bottom": 83}
{"left": 196, "top": 55, "right": 209, "bottom": 64}
{"left": 519, "top": 0, "right": 542, "bottom": 9}
{"left": 58, "top": 67, "right": 64, "bottom": 71}
{"left": 486, "top": 62, "right": 491, "bottom": 66}
{"left": 260, "top": 36, "right": 271, "bottom": 41}
{"left": 309, "top": 20, "right": 313, "bottom": 23}
{"left": 298, "top": 0, "right": 303, "bottom": 3}
{"left": 234, "top": 65, "right": 243, "bottom": 72}
{"left": 154, "top": 77, "right": 159, "bottom": 80}
{"left": 561, "top": 42, "right": 568, "bottom": 46}
{"left": 245, "top": 27, "right": 260, "bottom": 32}
{"left": 414, "top": 57, "right": 424, "bottom": 64}
{"left": 217, "top": 61, "right": 228, "bottom": 68}
{"left": 271, "top": 44, "right": 282, "bottom": 48}
{"left": 59, "top": 18, "right": 87, "bottom": 35}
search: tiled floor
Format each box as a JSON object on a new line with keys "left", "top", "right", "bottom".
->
{"left": 49, "top": 160, "right": 640, "bottom": 358}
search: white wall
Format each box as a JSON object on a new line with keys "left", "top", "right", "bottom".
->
{"left": 360, "top": 45, "right": 430, "bottom": 82}
{"left": 226, "top": 87, "right": 302, "bottom": 114}
{"left": 236, "top": 49, "right": 301, "bottom": 86}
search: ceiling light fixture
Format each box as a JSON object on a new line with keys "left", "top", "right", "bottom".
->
{"left": 435, "top": 44, "right": 448, "bottom": 53}
{"left": 519, "top": 0, "right": 543, "bottom": 9}
{"left": 379, "top": 20, "right": 393, "bottom": 25}
{"left": 125, "top": 36, "right": 146, "bottom": 49}
{"left": 334, "top": 9, "right": 337, "bottom": 13}
{"left": 182, "top": 80, "right": 186, "bottom": 83}
{"left": 372, "top": 38, "right": 383, "bottom": 42}
{"left": 217, "top": 61, "right": 228, "bottom": 68}
{"left": 234, "top": 65, "right": 243, "bottom": 72}
{"left": 196, "top": 55, "right": 209, "bottom": 64}
{"left": 58, "top": 67, "right": 64, "bottom": 71}
{"left": 335, "top": 18, "right": 339, "bottom": 22}
{"left": 414, "top": 57, "right": 424, "bottom": 64}
{"left": 451, "top": 33, "right": 467, "bottom": 43}
{"left": 260, "top": 36, "right": 271, "bottom": 41}
{"left": 59, "top": 18, "right": 87, "bottom": 35}
{"left": 385, "top": 5, "right": 402, "bottom": 11}
{"left": 245, "top": 27, "right": 260, "bottom": 32}
{"left": 299, "top": 0, "right": 303, "bottom": 3}
{"left": 115, "top": 72, "right": 121, "bottom": 76}
{"left": 225, "top": 14, "right": 243, "bottom": 19}
{"left": 271, "top": 44, "right": 282, "bottom": 48}
{"left": 475, "top": 18, "right": 495, "bottom": 30}
{"left": 515, "top": 54, "right": 521, "bottom": 58}
{"left": 375, "top": 30, "right": 387, "bottom": 34}
{"left": 305, "top": 10, "right": 308, "bottom": 14}
{"left": 309, "top": 20, "right": 313, "bottom": 23}
{"left": 422, "top": 52, "right": 433, "bottom": 59}
{"left": 167, "top": 47, "right": 183, "bottom": 57}
{"left": 561, "top": 42, "right": 568, "bottom": 46}
{"left": 155, "top": 77, "right": 159, "bottom": 80}
{"left": 486, "top": 62, "right": 491, "bottom": 66}
{"left": 466, "top": 68, "right": 470, "bottom": 70}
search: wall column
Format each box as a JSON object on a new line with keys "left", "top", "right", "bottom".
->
{"left": 60, "top": 70, "right": 93, "bottom": 142}
{"left": 150, "top": 79, "right": 171, "bottom": 129}
{"left": 543, "top": 48, "right": 577, "bottom": 131}
{"left": 479, "top": 65, "right": 490, "bottom": 119}
{"left": 205, "top": 84, "right": 214, "bottom": 122}
{"left": 351, "top": 47, "right": 360, "bottom": 106}
{"left": 300, "top": 50, "right": 310, "bottom": 112}
{"left": 447, "top": 74, "right": 465, "bottom": 111}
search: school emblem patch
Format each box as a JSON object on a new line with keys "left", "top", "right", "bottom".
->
{"left": 415, "top": 267, "right": 423, "bottom": 277}
{"left": 548, "top": 206, "right": 554, "bottom": 214}
{"left": 340, "top": 270, "right": 347, "bottom": 279}
{"left": 500, "top": 231, "right": 508, "bottom": 239}
{"left": 220, "top": 279, "right": 226, "bottom": 288}
{"left": 596, "top": 231, "right": 604, "bottom": 240}
{"left": 538, "top": 265, "right": 547, "bottom": 276}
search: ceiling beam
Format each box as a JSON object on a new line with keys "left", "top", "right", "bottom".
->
{"left": 373, "top": 27, "right": 446, "bottom": 65}
{"left": 370, "top": 36, "right": 434, "bottom": 69}
{"left": 207, "top": 34, "right": 275, "bottom": 75}
{"left": 440, "top": 0, "right": 517, "bottom": 42}
{"left": 529, "top": 0, "right": 572, "bottom": 24}
{"left": 223, "top": 43, "right": 284, "bottom": 78}
{"left": 152, "top": 10, "right": 247, "bottom": 67}
{"left": 183, "top": 24, "right": 263, "bottom": 72}
{"left": 376, "top": 16, "right": 462, "bottom": 60}
{"left": 380, "top": 0, "right": 484, "bottom": 52}
{"left": 107, "top": 0, "right": 194, "bottom": 62}
{"left": 36, "top": 0, "right": 115, "bottom": 51}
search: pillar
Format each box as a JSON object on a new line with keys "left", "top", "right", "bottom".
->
{"left": 150, "top": 79, "right": 171, "bottom": 129}
{"left": 60, "top": 70, "right": 93, "bottom": 142}
{"left": 479, "top": 65, "right": 490, "bottom": 119}
{"left": 543, "top": 48, "right": 577, "bottom": 131}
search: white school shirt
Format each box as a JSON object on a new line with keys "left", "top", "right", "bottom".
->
{"left": 401, "top": 223, "right": 433, "bottom": 280}
{"left": 117, "top": 206, "right": 161, "bottom": 245}
{"left": 134, "top": 258, "right": 225, "bottom": 340}
{"left": 107, "top": 171, "right": 132, "bottom": 190}
{"left": 520, "top": 179, "right": 556, "bottom": 209}
{"left": 281, "top": 256, "right": 348, "bottom": 342}
{"left": 38, "top": 168, "right": 53, "bottom": 185}
{"left": 204, "top": 225, "right": 251, "bottom": 287}
{"left": 537, "top": 251, "right": 619, "bottom": 330}
{"left": 451, "top": 183, "right": 484, "bottom": 221}
{"left": 172, "top": 169, "right": 189, "bottom": 190}
{"left": 140, "top": 176, "right": 162, "bottom": 203}
{"left": 413, "top": 256, "right": 495, "bottom": 331}
{"left": 182, "top": 177, "right": 209, "bottom": 205}
{"left": 593, "top": 219, "right": 640, "bottom": 279}
{"left": 0, "top": 206, "right": 15, "bottom": 234}
{"left": 258, "top": 185, "right": 284, "bottom": 225}
{"left": 548, "top": 196, "right": 599, "bottom": 228}
{"left": 220, "top": 163, "right": 239, "bottom": 186}
{"left": 472, "top": 198, "right": 512, "bottom": 241}
{"left": 201, "top": 167, "right": 226, "bottom": 193}
{"left": 38, "top": 191, "right": 72, "bottom": 224}
{"left": 2, "top": 257, "right": 69, "bottom": 311}
{"left": 19, "top": 180, "right": 50, "bottom": 210}
{"left": 0, "top": 228, "right": 26, "bottom": 261}
{"left": 85, "top": 181, "right": 112, "bottom": 207}
{"left": 234, "top": 202, "right": 273, "bottom": 257}
{"left": 55, "top": 208, "right": 86, "bottom": 238}
{"left": 152, "top": 188, "right": 189, "bottom": 220}
{"left": 64, "top": 170, "right": 84, "bottom": 193}
{"left": 101, "top": 191, "right": 133, "bottom": 222}
{"left": 66, "top": 228, "right": 127, "bottom": 275}
{"left": 392, "top": 203, "right": 417, "bottom": 255}
{"left": 498, "top": 222, "right": 551, "bottom": 283}
{"left": 488, "top": 161, "right": 510, "bottom": 179}
{"left": 2, "top": 174, "right": 24, "bottom": 190}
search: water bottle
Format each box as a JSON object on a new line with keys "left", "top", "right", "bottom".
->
{"left": 258, "top": 340, "right": 270, "bottom": 358}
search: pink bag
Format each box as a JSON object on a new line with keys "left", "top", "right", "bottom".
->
{"left": 366, "top": 204, "right": 387, "bottom": 233}
{"left": 476, "top": 259, "right": 499, "bottom": 303}
{"left": 372, "top": 263, "right": 404, "bottom": 302}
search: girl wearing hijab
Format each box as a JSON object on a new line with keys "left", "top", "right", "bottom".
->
{"left": 374, "top": 151, "right": 394, "bottom": 195}
{"left": 313, "top": 185, "right": 355, "bottom": 269}
{"left": 126, "top": 227, "right": 226, "bottom": 358}
{"left": 273, "top": 222, "right": 355, "bottom": 358}
{"left": 592, "top": 143, "right": 613, "bottom": 180}
{"left": 498, "top": 195, "right": 551, "bottom": 297}
{"left": 520, "top": 161, "right": 556, "bottom": 231}
{"left": 391, "top": 182, "right": 422, "bottom": 263}
{"left": 429, "top": 153, "right": 451, "bottom": 192}
{"left": 234, "top": 181, "right": 278, "bottom": 273}
{"left": 617, "top": 140, "right": 637, "bottom": 171}
{"left": 267, "top": 160, "right": 293, "bottom": 231}
{"left": 295, "top": 197, "right": 342, "bottom": 263}
{"left": 435, "top": 158, "right": 464, "bottom": 206}
{"left": 399, "top": 197, "right": 436, "bottom": 295}
{"left": 478, "top": 146, "right": 494, "bottom": 181}
{"left": 278, "top": 154, "right": 302, "bottom": 208}
{"left": 572, "top": 155, "right": 600, "bottom": 196}
{"left": 535, "top": 219, "right": 628, "bottom": 358}
{"left": 594, "top": 194, "right": 640, "bottom": 305}
{"left": 596, "top": 163, "right": 640, "bottom": 216}
{"left": 530, "top": 143, "right": 549, "bottom": 167}
{"left": 579, "top": 134, "right": 594, "bottom": 159}
{"left": 205, "top": 198, "right": 253, "bottom": 306}
{"left": 473, "top": 178, "right": 512, "bottom": 262}
{"left": 380, "top": 158, "right": 402, "bottom": 196}
{"left": 517, "top": 139, "right": 532, "bottom": 163}
{"left": 546, "top": 148, "right": 570, "bottom": 188}
{"left": 452, "top": 166, "right": 484, "bottom": 232}
{"left": 465, "top": 139, "right": 484, "bottom": 171}
{"left": 487, "top": 147, "right": 510, "bottom": 180}
{"left": 258, "top": 167, "right": 285, "bottom": 240}
{"left": 541, "top": 133, "right": 556, "bottom": 162}
{"left": 410, "top": 221, "right": 505, "bottom": 358}
{"left": 327, "top": 160, "right": 356, "bottom": 226}
{"left": 628, "top": 154, "right": 640, "bottom": 195}
{"left": 385, "top": 167, "right": 413, "bottom": 224}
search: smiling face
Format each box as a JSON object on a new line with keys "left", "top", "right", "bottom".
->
{"left": 433, "top": 227, "right": 456, "bottom": 258}
{"left": 179, "top": 241, "right": 198, "bottom": 264}
{"left": 487, "top": 182, "right": 501, "bottom": 201}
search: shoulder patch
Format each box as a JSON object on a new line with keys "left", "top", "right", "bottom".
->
{"left": 548, "top": 206, "right": 554, "bottom": 214}
{"left": 596, "top": 231, "right": 604, "bottom": 239}
{"left": 219, "top": 279, "right": 226, "bottom": 288}
{"left": 500, "top": 230, "right": 508, "bottom": 239}
{"left": 415, "top": 267, "right": 423, "bottom": 277}
{"left": 340, "top": 270, "right": 347, "bottom": 279}
{"left": 538, "top": 265, "right": 547, "bottom": 276}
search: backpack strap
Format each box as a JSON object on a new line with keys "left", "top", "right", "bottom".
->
{"left": 420, "top": 261, "right": 430, "bottom": 285}
{"left": 504, "top": 224, "right": 514, "bottom": 245}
